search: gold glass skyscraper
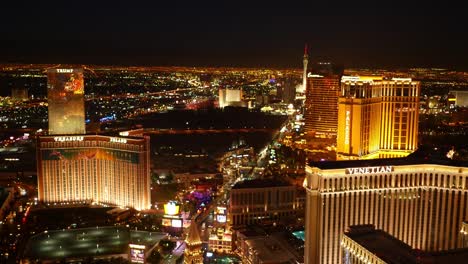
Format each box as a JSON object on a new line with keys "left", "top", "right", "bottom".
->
{"left": 337, "top": 76, "right": 420, "bottom": 160}
{"left": 47, "top": 68, "right": 85, "bottom": 135}
{"left": 304, "top": 73, "right": 341, "bottom": 137}
{"left": 304, "top": 159, "right": 468, "bottom": 264}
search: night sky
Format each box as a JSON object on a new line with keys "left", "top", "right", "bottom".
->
{"left": 0, "top": 1, "right": 466, "bottom": 69}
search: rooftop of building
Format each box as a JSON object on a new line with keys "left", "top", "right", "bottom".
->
{"left": 244, "top": 236, "right": 299, "bottom": 264}
{"left": 232, "top": 178, "right": 291, "bottom": 190}
{"left": 344, "top": 225, "right": 468, "bottom": 264}
{"left": 309, "top": 149, "right": 468, "bottom": 170}
{"left": 235, "top": 225, "right": 304, "bottom": 262}
{"left": 23, "top": 226, "right": 167, "bottom": 260}
{"left": 26, "top": 206, "right": 138, "bottom": 236}
{"left": 237, "top": 228, "right": 267, "bottom": 238}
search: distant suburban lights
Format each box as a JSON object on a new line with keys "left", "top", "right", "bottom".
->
{"left": 110, "top": 137, "right": 127, "bottom": 143}
{"left": 344, "top": 110, "right": 351, "bottom": 145}
{"left": 345, "top": 166, "right": 393, "bottom": 175}
{"left": 53, "top": 136, "right": 84, "bottom": 142}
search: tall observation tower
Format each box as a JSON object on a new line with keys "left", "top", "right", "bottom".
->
{"left": 302, "top": 43, "right": 309, "bottom": 92}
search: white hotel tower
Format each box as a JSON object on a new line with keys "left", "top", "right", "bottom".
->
{"left": 304, "top": 157, "right": 468, "bottom": 264}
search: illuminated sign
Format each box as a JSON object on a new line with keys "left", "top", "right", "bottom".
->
{"left": 162, "top": 218, "right": 172, "bottom": 226}
{"left": 345, "top": 166, "right": 393, "bottom": 175}
{"left": 341, "top": 76, "right": 360, "bottom": 82}
{"left": 391, "top": 78, "right": 412, "bottom": 82}
{"left": 129, "top": 244, "right": 145, "bottom": 263}
{"left": 130, "top": 244, "right": 146, "bottom": 250}
{"left": 110, "top": 137, "right": 127, "bottom": 144}
{"left": 307, "top": 72, "right": 323, "bottom": 78}
{"left": 216, "top": 206, "right": 227, "bottom": 223}
{"left": 217, "top": 215, "right": 227, "bottom": 223}
{"left": 216, "top": 206, "right": 226, "bottom": 214}
{"left": 344, "top": 110, "right": 350, "bottom": 145}
{"left": 54, "top": 136, "right": 84, "bottom": 142}
{"left": 164, "top": 201, "right": 180, "bottom": 216}
{"left": 56, "top": 69, "right": 74, "bottom": 73}
{"left": 171, "top": 219, "right": 182, "bottom": 228}
{"left": 341, "top": 76, "right": 382, "bottom": 83}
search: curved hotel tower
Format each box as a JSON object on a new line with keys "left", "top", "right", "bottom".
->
{"left": 37, "top": 135, "right": 151, "bottom": 210}
{"left": 304, "top": 158, "right": 468, "bottom": 264}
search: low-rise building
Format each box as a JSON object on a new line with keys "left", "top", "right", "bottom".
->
{"left": 229, "top": 179, "right": 304, "bottom": 228}
{"left": 208, "top": 228, "right": 232, "bottom": 253}
{"left": 342, "top": 225, "right": 468, "bottom": 264}
{"left": 235, "top": 228, "right": 303, "bottom": 264}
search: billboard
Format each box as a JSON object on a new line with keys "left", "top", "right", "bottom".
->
{"left": 47, "top": 68, "right": 85, "bottom": 135}
{"left": 216, "top": 206, "right": 227, "bottom": 223}
{"left": 216, "top": 215, "right": 227, "bottom": 223}
{"left": 164, "top": 201, "right": 180, "bottom": 216}
{"left": 171, "top": 219, "right": 182, "bottom": 228}
{"left": 129, "top": 244, "right": 145, "bottom": 263}
{"left": 216, "top": 206, "right": 226, "bottom": 214}
{"left": 162, "top": 218, "right": 172, "bottom": 226}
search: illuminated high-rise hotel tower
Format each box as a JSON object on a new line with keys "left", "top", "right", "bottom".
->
{"left": 304, "top": 63, "right": 343, "bottom": 137}
{"left": 304, "top": 158, "right": 468, "bottom": 264}
{"left": 38, "top": 68, "right": 151, "bottom": 210}
{"left": 37, "top": 135, "right": 151, "bottom": 210}
{"left": 47, "top": 68, "right": 86, "bottom": 135}
{"left": 337, "top": 76, "right": 420, "bottom": 159}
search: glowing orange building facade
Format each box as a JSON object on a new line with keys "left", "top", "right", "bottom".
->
{"left": 47, "top": 68, "right": 86, "bottom": 135}
{"left": 37, "top": 135, "right": 151, "bottom": 210}
{"left": 337, "top": 76, "right": 420, "bottom": 160}
{"left": 304, "top": 159, "right": 468, "bottom": 264}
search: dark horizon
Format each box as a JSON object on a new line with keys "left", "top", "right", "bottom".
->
{"left": 1, "top": 2, "right": 466, "bottom": 70}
